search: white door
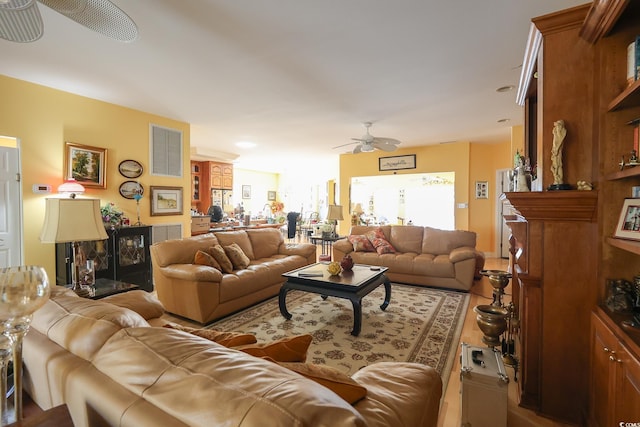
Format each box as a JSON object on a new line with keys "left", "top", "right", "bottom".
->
{"left": 495, "top": 168, "right": 513, "bottom": 259}
{"left": 0, "top": 145, "right": 22, "bottom": 267}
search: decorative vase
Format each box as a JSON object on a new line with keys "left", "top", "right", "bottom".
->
{"left": 474, "top": 304, "right": 509, "bottom": 348}
{"left": 340, "top": 254, "right": 354, "bottom": 271}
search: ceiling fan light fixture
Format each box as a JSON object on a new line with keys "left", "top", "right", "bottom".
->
{"left": 360, "top": 144, "right": 374, "bottom": 152}
{"left": 0, "top": 0, "right": 43, "bottom": 42}
{"left": 38, "top": 0, "right": 138, "bottom": 42}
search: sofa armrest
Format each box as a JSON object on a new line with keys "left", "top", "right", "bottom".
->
{"left": 278, "top": 242, "right": 317, "bottom": 259}
{"left": 157, "top": 264, "right": 223, "bottom": 282}
{"left": 449, "top": 246, "right": 478, "bottom": 263}
{"left": 352, "top": 362, "right": 442, "bottom": 427}
{"left": 332, "top": 239, "right": 353, "bottom": 254}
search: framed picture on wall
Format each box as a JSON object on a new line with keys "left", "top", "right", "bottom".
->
{"left": 267, "top": 191, "right": 276, "bottom": 201}
{"left": 64, "top": 142, "right": 107, "bottom": 188}
{"left": 614, "top": 198, "right": 640, "bottom": 240}
{"left": 475, "top": 181, "right": 488, "bottom": 199}
{"left": 150, "top": 186, "right": 183, "bottom": 216}
{"left": 242, "top": 185, "right": 251, "bottom": 199}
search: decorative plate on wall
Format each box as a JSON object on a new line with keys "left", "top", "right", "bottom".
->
{"left": 119, "top": 181, "right": 143, "bottom": 199}
{"left": 118, "top": 159, "right": 143, "bottom": 178}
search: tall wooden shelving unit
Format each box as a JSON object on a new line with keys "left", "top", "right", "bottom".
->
{"left": 504, "top": 1, "right": 640, "bottom": 424}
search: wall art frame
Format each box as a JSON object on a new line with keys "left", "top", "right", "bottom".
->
{"left": 267, "top": 191, "right": 276, "bottom": 201}
{"left": 118, "top": 159, "right": 143, "bottom": 178}
{"left": 64, "top": 142, "right": 107, "bottom": 188}
{"left": 242, "top": 185, "right": 251, "bottom": 199}
{"left": 475, "top": 181, "right": 489, "bottom": 199}
{"left": 614, "top": 198, "right": 640, "bottom": 240}
{"left": 150, "top": 186, "right": 183, "bottom": 216}
{"left": 378, "top": 154, "right": 416, "bottom": 171}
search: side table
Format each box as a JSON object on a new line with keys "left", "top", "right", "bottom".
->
{"left": 68, "top": 278, "right": 139, "bottom": 299}
{"left": 310, "top": 235, "right": 345, "bottom": 260}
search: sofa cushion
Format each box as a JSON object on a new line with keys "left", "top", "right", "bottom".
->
{"left": 162, "top": 324, "right": 258, "bottom": 347}
{"left": 101, "top": 290, "right": 166, "bottom": 320}
{"left": 236, "top": 334, "right": 313, "bottom": 362}
{"left": 247, "top": 228, "right": 284, "bottom": 259}
{"left": 31, "top": 293, "right": 149, "bottom": 361}
{"left": 366, "top": 228, "right": 396, "bottom": 254}
{"left": 389, "top": 226, "right": 423, "bottom": 254}
{"left": 214, "top": 231, "right": 256, "bottom": 260}
{"left": 209, "top": 244, "right": 234, "bottom": 273}
{"left": 422, "top": 227, "right": 477, "bottom": 255}
{"left": 275, "top": 362, "right": 367, "bottom": 405}
{"left": 348, "top": 235, "right": 375, "bottom": 252}
{"left": 94, "top": 327, "right": 366, "bottom": 426}
{"left": 194, "top": 249, "right": 221, "bottom": 270}
{"left": 151, "top": 234, "right": 219, "bottom": 266}
{"left": 224, "top": 242, "right": 251, "bottom": 269}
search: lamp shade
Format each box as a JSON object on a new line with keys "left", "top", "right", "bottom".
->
{"left": 40, "top": 198, "right": 108, "bottom": 243}
{"left": 327, "top": 205, "right": 344, "bottom": 221}
{"left": 353, "top": 203, "right": 364, "bottom": 215}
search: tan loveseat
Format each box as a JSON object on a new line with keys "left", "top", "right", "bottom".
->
{"left": 24, "top": 288, "right": 443, "bottom": 427}
{"left": 150, "top": 228, "right": 316, "bottom": 324}
{"left": 333, "top": 225, "right": 482, "bottom": 291}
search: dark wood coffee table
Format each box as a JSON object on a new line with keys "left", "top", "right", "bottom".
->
{"left": 280, "top": 263, "right": 391, "bottom": 336}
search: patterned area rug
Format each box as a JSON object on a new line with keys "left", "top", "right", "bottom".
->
{"left": 209, "top": 283, "right": 469, "bottom": 385}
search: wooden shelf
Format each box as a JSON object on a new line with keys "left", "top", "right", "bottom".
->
{"left": 607, "top": 236, "right": 640, "bottom": 255}
{"left": 608, "top": 79, "right": 640, "bottom": 111}
{"left": 502, "top": 190, "right": 598, "bottom": 222}
{"left": 605, "top": 165, "right": 640, "bottom": 180}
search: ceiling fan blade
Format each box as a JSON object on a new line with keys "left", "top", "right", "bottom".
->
{"left": 0, "top": 0, "right": 44, "bottom": 43}
{"left": 372, "top": 141, "right": 398, "bottom": 152}
{"left": 373, "top": 137, "right": 401, "bottom": 145}
{"left": 332, "top": 141, "right": 359, "bottom": 149}
{"left": 38, "top": 0, "right": 138, "bottom": 42}
{"left": 352, "top": 145, "right": 362, "bottom": 154}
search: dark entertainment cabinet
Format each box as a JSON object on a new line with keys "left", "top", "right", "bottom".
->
{"left": 55, "top": 225, "right": 153, "bottom": 292}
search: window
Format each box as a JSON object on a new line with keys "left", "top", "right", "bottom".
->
{"left": 350, "top": 173, "right": 455, "bottom": 229}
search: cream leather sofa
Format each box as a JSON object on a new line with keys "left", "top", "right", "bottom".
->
{"left": 333, "top": 225, "right": 482, "bottom": 291}
{"left": 24, "top": 288, "right": 443, "bottom": 427}
{"left": 150, "top": 228, "right": 316, "bottom": 324}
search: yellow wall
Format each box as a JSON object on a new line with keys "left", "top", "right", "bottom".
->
{"left": 233, "top": 168, "right": 280, "bottom": 215}
{"left": 338, "top": 140, "right": 511, "bottom": 254}
{"left": 0, "top": 75, "right": 190, "bottom": 280}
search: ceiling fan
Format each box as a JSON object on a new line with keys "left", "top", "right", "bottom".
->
{"left": 334, "top": 122, "right": 401, "bottom": 154}
{"left": 0, "top": 0, "right": 138, "bottom": 43}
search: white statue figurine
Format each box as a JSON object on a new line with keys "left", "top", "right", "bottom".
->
{"left": 550, "top": 120, "right": 567, "bottom": 189}
{"left": 516, "top": 156, "right": 530, "bottom": 192}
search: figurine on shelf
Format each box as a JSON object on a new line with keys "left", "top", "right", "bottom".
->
{"left": 548, "top": 120, "right": 571, "bottom": 190}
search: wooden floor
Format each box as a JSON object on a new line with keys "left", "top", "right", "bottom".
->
{"left": 438, "top": 257, "right": 572, "bottom": 427}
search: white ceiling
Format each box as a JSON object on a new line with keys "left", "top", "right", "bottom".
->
{"left": 0, "top": 0, "right": 587, "bottom": 174}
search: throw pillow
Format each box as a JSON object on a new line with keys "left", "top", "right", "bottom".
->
{"left": 208, "top": 244, "right": 234, "bottom": 273}
{"left": 163, "top": 324, "right": 257, "bottom": 347}
{"left": 223, "top": 243, "right": 251, "bottom": 270}
{"left": 347, "top": 234, "right": 375, "bottom": 252}
{"left": 365, "top": 228, "right": 396, "bottom": 255}
{"left": 235, "top": 334, "right": 313, "bottom": 362}
{"left": 194, "top": 249, "right": 221, "bottom": 271}
{"left": 275, "top": 362, "right": 367, "bottom": 405}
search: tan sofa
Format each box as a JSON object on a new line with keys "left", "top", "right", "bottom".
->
{"left": 24, "top": 288, "right": 443, "bottom": 427}
{"left": 150, "top": 228, "right": 316, "bottom": 324}
{"left": 333, "top": 225, "right": 482, "bottom": 291}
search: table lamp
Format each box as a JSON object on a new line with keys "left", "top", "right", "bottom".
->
{"left": 327, "top": 205, "right": 344, "bottom": 238}
{"left": 39, "top": 198, "right": 108, "bottom": 296}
